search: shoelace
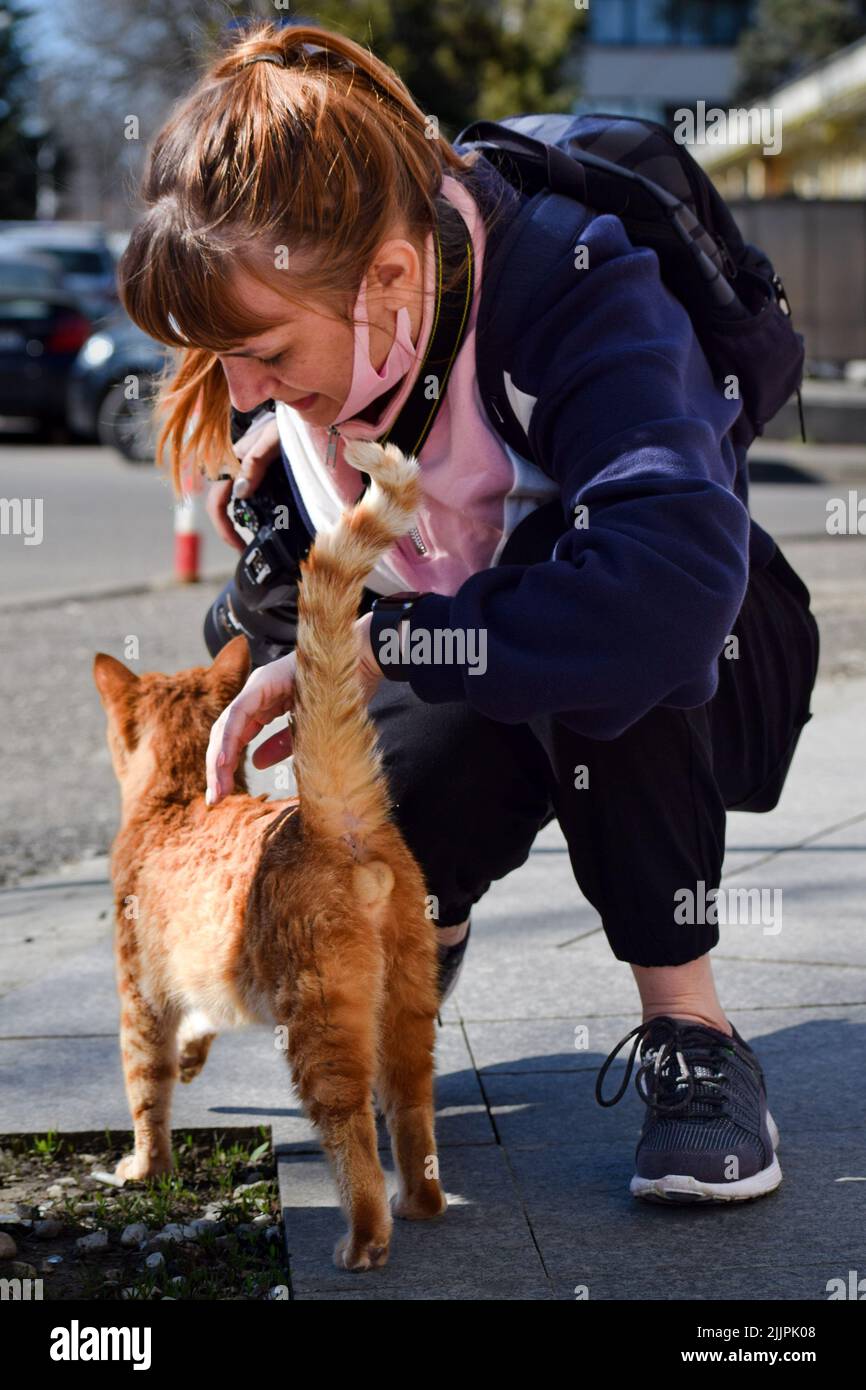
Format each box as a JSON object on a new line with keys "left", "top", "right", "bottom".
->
{"left": 594, "top": 1016, "right": 755, "bottom": 1116}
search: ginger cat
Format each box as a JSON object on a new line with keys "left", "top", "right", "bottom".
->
{"left": 93, "top": 440, "right": 447, "bottom": 1271}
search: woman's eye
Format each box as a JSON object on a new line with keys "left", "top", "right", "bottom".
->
{"left": 262, "top": 350, "right": 289, "bottom": 367}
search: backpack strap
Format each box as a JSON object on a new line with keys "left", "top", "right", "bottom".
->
{"left": 459, "top": 118, "right": 588, "bottom": 204}
{"left": 470, "top": 163, "right": 593, "bottom": 459}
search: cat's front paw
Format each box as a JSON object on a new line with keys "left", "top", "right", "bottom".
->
{"left": 333, "top": 1230, "right": 390, "bottom": 1272}
{"left": 114, "top": 1151, "right": 172, "bottom": 1184}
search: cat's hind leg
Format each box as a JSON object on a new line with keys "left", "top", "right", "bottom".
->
{"left": 376, "top": 916, "right": 447, "bottom": 1222}
{"left": 278, "top": 937, "right": 392, "bottom": 1271}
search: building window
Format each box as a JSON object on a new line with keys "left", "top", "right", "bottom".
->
{"left": 588, "top": 0, "right": 755, "bottom": 47}
{"left": 634, "top": 0, "right": 679, "bottom": 43}
{"left": 589, "top": 0, "right": 631, "bottom": 44}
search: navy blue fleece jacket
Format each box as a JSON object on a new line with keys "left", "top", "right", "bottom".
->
{"left": 371, "top": 209, "right": 753, "bottom": 740}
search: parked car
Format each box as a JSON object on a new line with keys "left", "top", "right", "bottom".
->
{"left": 67, "top": 312, "right": 168, "bottom": 461}
{"left": 0, "top": 250, "right": 68, "bottom": 296}
{"left": 0, "top": 262, "right": 94, "bottom": 430}
{"left": 0, "top": 222, "right": 119, "bottom": 323}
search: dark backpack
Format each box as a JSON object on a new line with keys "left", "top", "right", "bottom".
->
{"left": 456, "top": 113, "right": 806, "bottom": 450}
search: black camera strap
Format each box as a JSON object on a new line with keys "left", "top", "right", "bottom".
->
{"left": 354, "top": 195, "right": 475, "bottom": 493}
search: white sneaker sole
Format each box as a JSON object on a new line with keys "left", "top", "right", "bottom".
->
{"left": 631, "top": 1112, "right": 782, "bottom": 1204}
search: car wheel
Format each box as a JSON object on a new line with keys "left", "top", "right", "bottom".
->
{"left": 97, "top": 379, "right": 157, "bottom": 462}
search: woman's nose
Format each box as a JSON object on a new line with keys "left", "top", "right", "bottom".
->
{"left": 219, "top": 357, "right": 277, "bottom": 413}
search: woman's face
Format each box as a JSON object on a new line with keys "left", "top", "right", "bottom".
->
{"left": 218, "top": 232, "right": 423, "bottom": 428}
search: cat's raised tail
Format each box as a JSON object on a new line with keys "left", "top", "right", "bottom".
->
{"left": 291, "top": 440, "right": 422, "bottom": 852}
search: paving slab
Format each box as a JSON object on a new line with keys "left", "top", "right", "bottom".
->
{"left": 0, "top": 991, "right": 490, "bottom": 1148}
{"left": 712, "top": 823, "right": 866, "bottom": 966}
{"left": 465, "top": 1005, "right": 866, "bottom": 1106}
{"left": 279, "top": 1143, "right": 553, "bottom": 1300}
{"left": 0, "top": 855, "right": 113, "bottom": 998}
{"left": 0, "top": 1028, "right": 301, "bottom": 1133}
{"left": 722, "top": 678, "right": 866, "bottom": 856}
{"left": 506, "top": 1126, "right": 866, "bottom": 1300}
{"left": 451, "top": 917, "right": 866, "bottom": 1022}
{"left": 482, "top": 1010, "right": 866, "bottom": 1147}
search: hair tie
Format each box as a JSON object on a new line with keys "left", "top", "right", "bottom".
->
{"left": 241, "top": 53, "right": 285, "bottom": 68}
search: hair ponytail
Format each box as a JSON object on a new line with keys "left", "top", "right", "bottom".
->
{"left": 117, "top": 21, "right": 494, "bottom": 494}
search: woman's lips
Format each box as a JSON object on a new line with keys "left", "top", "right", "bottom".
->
{"left": 290, "top": 392, "right": 317, "bottom": 411}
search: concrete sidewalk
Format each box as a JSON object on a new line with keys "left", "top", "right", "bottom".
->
{"left": 1, "top": 677, "right": 864, "bottom": 1300}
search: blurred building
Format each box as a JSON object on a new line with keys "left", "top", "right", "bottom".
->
{"left": 690, "top": 33, "right": 866, "bottom": 199}
{"left": 686, "top": 35, "right": 866, "bottom": 371}
{"left": 577, "top": 0, "right": 757, "bottom": 125}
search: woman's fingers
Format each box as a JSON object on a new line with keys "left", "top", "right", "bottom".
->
{"left": 205, "top": 653, "right": 298, "bottom": 804}
{"left": 206, "top": 478, "right": 245, "bottom": 550}
{"left": 205, "top": 416, "right": 282, "bottom": 550}
{"left": 205, "top": 701, "right": 265, "bottom": 803}
{"left": 233, "top": 412, "right": 279, "bottom": 462}
{"left": 232, "top": 417, "right": 281, "bottom": 498}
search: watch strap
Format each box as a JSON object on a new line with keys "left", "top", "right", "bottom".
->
{"left": 369, "top": 591, "right": 431, "bottom": 680}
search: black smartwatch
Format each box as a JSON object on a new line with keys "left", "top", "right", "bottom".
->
{"left": 369, "top": 590, "right": 432, "bottom": 679}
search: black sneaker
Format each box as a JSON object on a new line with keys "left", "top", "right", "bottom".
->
{"left": 436, "top": 922, "right": 471, "bottom": 1006}
{"left": 595, "top": 1014, "right": 782, "bottom": 1203}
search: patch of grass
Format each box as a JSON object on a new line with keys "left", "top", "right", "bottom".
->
{"left": 30, "top": 1129, "right": 66, "bottom": 1164}
{"left": 0, "top": 1127, "right": 289, "bottom": 1301}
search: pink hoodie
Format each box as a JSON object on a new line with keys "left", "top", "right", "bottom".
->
{"left": 273, "top": 172, "right": 559, "bottom": 595}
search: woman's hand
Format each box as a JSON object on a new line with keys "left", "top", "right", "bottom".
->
{"left": 205, "top": 612, "right": 384, "bottom": 805}
{"left": 205, "top": 414, "right": 281, "bottom": 551}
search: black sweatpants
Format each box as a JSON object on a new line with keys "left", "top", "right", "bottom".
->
{"left": 364, "top": 542, "right": 820, "bottom": 967}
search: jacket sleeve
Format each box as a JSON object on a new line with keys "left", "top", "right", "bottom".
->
{"left": 371, "top": 212, "right": 752, "bottom": 740}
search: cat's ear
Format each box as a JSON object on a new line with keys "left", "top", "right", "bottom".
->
{"left": 93, "top": 654, "right": 140, "bottom": 749}
{"left": 93, "top": 653, "right": 139, "bottom": 707}
{"left": 208, "top": 634, "right": 251, "bottom": 706}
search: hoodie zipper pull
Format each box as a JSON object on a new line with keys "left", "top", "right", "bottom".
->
{"left": 326, "top": 425, "right": 340, "bottom": 471}
{"left": 408, "top": 525, "right": 428, "bottom": 555}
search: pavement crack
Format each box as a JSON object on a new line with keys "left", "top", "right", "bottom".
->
{"left": 459, "top": 1016, "right": 555, "bottom": 1295}
{"left": 724, "top": 809, "right": 866, "bottom": 879}
{"left": 557, "top": 926, "right": 604, "bottom": 949}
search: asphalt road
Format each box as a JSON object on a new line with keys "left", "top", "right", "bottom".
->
{"left": 1, "top": 437, "right": 864, "bottom": 886}
{"left": 0, "top": 437, "right": 233, "bottom": 606}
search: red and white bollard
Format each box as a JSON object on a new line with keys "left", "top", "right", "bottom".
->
{"left": 174, "top": 465, "right": 203, "bottom": 583}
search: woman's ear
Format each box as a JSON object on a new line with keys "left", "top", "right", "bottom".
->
{"left": 208, "top": 634, "right": 252, "bottom": 705}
